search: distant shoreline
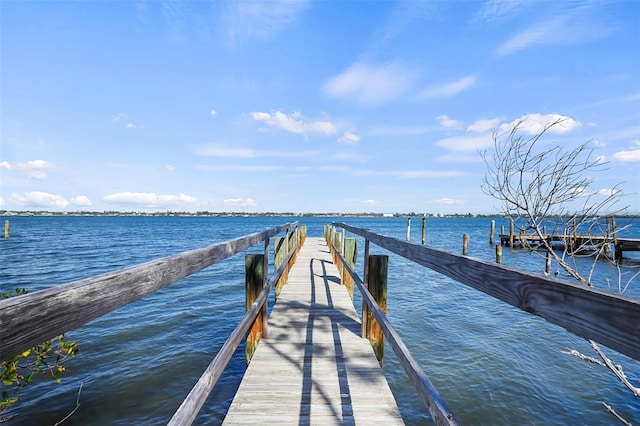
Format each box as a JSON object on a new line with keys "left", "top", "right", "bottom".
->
{"left": 1, "top": 210, "right": 638, "bottom": 219}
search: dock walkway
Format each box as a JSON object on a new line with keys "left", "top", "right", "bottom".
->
{"left": 223, "top": 237, "right": 404, "bottom": 425}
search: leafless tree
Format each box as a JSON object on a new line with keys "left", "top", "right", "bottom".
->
{"left": 481, "top": 117, "right": 639, "bottom": 422}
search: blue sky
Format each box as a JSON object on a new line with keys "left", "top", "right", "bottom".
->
{"left": 1, "top": 0, "right": 639, "bottom": 214}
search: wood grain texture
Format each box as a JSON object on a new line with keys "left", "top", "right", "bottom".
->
{"left": 0, "top": 223, "right": 296, "bottom": 361}
{"left": 223, "top": 238, "right": 404, "bottom": 425}
{"left": 334, "top": 222, "right": 640, "bottom": 361}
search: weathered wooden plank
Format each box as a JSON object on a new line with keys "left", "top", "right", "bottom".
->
{"left": 335, "top": 222, "right": 640, "bottom": 361}
{"left": 223, "top": 238, "right": 403, "bottom": 425}
{"left": 0, "top": 223, "right": 297, "bottom": 362}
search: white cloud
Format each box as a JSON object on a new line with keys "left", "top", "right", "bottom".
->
{"left": 612, "top": 149, "right": 640, "bottom": 163}
{"left": 420, "top": 76, "right": 477, "bottom": 99}
{"left": 500, "top": 113, "right": 580, "bottom": 135}
{"left": 323, "top": 61, "right": 416, "bottom": 106}
{"left": 1, "top": 160, "right": 57, "bottom": 179}
{"left": 210, "top": 109, "right": 218, "bottom": 116}
{"left": 194, "top": 146, "right": 257, "bottom": 158}
{"left": 70, "top": 195, "right": 92, "bottom": 206}
{"left": 192, "top": 144, "right": 318, "bottom": 158}
{"left": 362, "top": 199, "right": 379, "bottom": 205}
{"left": 250, "top": 110, "right": 336, "bottom": 137}
{"left": 221, "top": 0, "right": 309, "bottom": 47}
{"left": 103, "top": 192, "right": 197, "bottom": 208}
{"left": 112, "top": 112, "right": 128, "bottom": 123}
{"left": 437, "top": 115, "right": 463, "bottom": 129}
{"left": 11, "top": 191, "right": 69, "bottom": 209}
{"left": 436, "top": 134, "right": 494, "bottom": 153}
{"left": 596, "top": 188, "right": 620, "bottom": 196}
{"left": 0, "top": 196, "right": 4, "bottom": 207}
{"left": 369, "top": 125, "right": 435, "bottom": 136}
{"left": 196, "top": 164, "right": 284, "bottom": 173}
{"left": 435, "top": 197, "right": 464, "bottom": 205}
{"left": 223, "top": 198, "right": 258, "bottom": 208}
{"left": 338, "top": 132, "right": 360, "bottom": 145}
{"left": 467, "top": 118, "right": 501, "bottom": 133}
{"left": 126, "top": 123, "right": 137, "bottom": 129}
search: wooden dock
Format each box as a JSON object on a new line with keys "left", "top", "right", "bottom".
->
{"left": 223, "top": 237, "right": 404, "bottom": 424}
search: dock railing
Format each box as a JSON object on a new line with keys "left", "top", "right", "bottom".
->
{"left": 329, "top": 222, "right": 640, "bottom": 423}
{"left": 0, "top": 221, "right": 305, "bottom": 424}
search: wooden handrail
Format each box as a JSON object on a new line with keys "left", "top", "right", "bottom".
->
{"left": 333, "top": 222, "right": 640, "bottom": 361}
{"left": 168, "top": 233, "right": 300, "bottom": 425}
{"left": 335, "top": 250, "right": 458, "bottom": 426}
{"left": 0, "top": 222, "right": 297, "bottom": 362}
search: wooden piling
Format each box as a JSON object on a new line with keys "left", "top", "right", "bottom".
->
{"left": 366, "top": 255, "right": 388, "bottom": 364}
{"left": 462, "top": 234, "right": 469, "bottom": 255}
{"left": 509, "top": 220, "right": 514, "bottom": 248}
{"left": 489, "top": 220, "right": 495, "bottom": 244}
{"left": 245, "top": 254, "right": 265, "bottom": 365}
{"left": 4, "top": 220, "right": 8, "bottom": 239}
{"left": 495, "top": 244, "right": 502, "bottom": 263}
{"left": 421, "top": 217, "right": 426, "bottom": 245}
{"left": 406, "top": 217, "right": 411, "bottom": 241}
{"left": 342, "top": 238, "right": 357, "bottom": 299}
{"left": 545, "top": 250, "right": 551, "bottom": 275}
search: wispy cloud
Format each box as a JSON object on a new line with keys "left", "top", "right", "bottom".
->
{"left": 420, "top": 76, "right": 477, "bottom": 99}
{"left": 323, "top": 61, "right": 417, "bottom": 106}
{"left": 495, "top": 3, "right": 614, "bottom": 57}
{"left": 221, "top": 0, "right": 309, "bottom": 47}
{"left": 474, "top": 0, "right": 534, "bottom": 23}
{"left": 0, "top": 159, "right": 57, "bottom": 179}
{"left": 192, "top": 144, "right": 319, "bottom": 158}
{"left": 223, "top": 197, "right": 258, "bottom": 208}
{"left": 103, "top": 192, "right": 197, "bottom": 208}
{"left": 338, "top": 132, "right": 360, "bottom": 145}
{"left": 250, "top": 110, "right": 337, "bottom": 137}
{"left": 467, "top": 118, "right": 501, "bottom": 133}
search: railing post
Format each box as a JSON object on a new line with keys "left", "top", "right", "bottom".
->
{"left": 361, "top": 239, "right": 370, "bottom": 339}
{"left": 342, "top": 237, "right": 357, "bottom": 299}
{"left": 421, "top": 216, "right": 426, "bottom": 245}
{"left": 274, "top": 237, "right": 287, "bottom": 298}
{"left": 245, "top": 254, "right": 265, "bottom": 365}
{"left": 366, "top": 254, "right": 388, "bottom": 364}
{"left": 262, "top": 238, "right": 269, "bottom": 339}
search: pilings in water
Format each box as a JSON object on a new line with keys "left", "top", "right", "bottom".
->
{"left": 4, "top": 220, "right": 8, "bottom": 239}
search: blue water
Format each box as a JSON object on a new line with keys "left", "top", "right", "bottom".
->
{"left": 1, "top": 215, "right": 638, "bottom": 425}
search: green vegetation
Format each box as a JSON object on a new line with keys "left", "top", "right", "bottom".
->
{"left": 0, "top": 289, "right": 78, "bottom": 423}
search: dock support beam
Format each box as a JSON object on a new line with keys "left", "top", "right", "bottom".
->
{"left": 365, "top": 255, "right": 388, "bottom": 364}
{"left": 245, "top": 254, "right": 265, "bottom": 365}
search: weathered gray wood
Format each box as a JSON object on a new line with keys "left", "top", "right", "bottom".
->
{"left": 223, "top": 238, "right": 404, "bottom": 425}
{"left": 334, "top": 245, "right": 458, "bottom": 426}
{"left": 0, "top": 222, "right": 297, "bottom": 362}
{"left": 335, "top": 222, "right": 640, "bottom": 361}
{"left": 168, "top": 232, "right": 299, "bottom": 426}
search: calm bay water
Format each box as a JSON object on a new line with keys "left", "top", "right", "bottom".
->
{"left": 1, "top": 215, "right": 638, "bottom": 425}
